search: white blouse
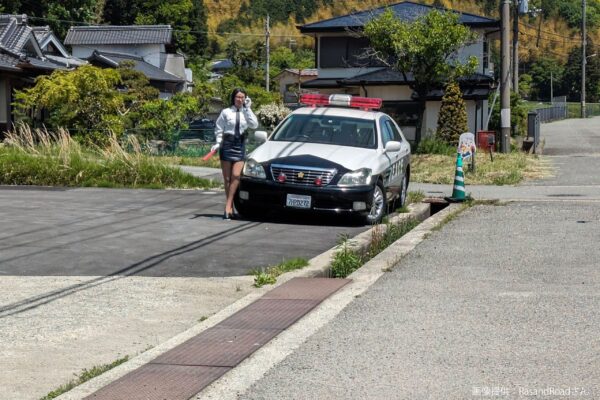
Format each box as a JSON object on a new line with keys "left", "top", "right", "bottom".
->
{"left": 214, "top": 106, "right": 259, "bottom": 144}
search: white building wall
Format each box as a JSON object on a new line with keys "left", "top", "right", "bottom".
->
{"left": 163, "top": 53, "right": 186, "bottom": 79}
{"left": 423, "top": 101, "right": 442, "bottom": 137}
{"left": 362, "top": 85, "right": 413, "bottom": 100}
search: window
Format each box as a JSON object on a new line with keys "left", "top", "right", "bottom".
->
{"left": 380, "top": 118, "right": 394, "bottom": 146}
{"left": 272, "top": 114, "right": 377, "bottom": 149}
{"left": 483, "top": 39, "right": 489, "bottom": 70}
{"left": 320, "top": 37, "right": 385, "bottom": 68}
{"left": 385, "top": 120, "right": 403, "bottom": 142}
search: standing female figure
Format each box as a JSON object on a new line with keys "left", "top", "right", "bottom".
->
{"left": 211, "top": 88, "right": 258, "bottom": 219}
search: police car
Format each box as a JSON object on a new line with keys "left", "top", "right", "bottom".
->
{"left": 235, "top": 94, "right": 411, "bottom": 224}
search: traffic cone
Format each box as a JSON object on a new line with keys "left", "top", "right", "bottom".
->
{"left": 444, "top": 153, "right": 468, "bottom": 203}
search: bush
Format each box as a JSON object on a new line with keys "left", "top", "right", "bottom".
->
{"left": 436, "top": 81, "right": 468, "bottom": 146}
{"left": 256, "top": 103, "right": 292, "bottom": 130}
{"left": 414, "top": 136, "right": 456, "bottom": 155}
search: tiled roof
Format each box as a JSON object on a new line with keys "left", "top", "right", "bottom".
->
{"left": 340, "top": 68, "right": 493, "bottom": 85}
{"left": 32, "top": 26, "right": 52, "bottom": 45}
{"left": 0, "top": 17, "right": 32, "bottom": 54}
{"left": 299, "top": 1, "right": 498, "bottom": 33}
{"left": 0, "top": 52, "right": 21, "bottom": 71}
{"left": 65, "top": 25, "right": 172, "bottom": 45}
{"left": 90, "top": 51, "right": 184, "bottom": 82}
{"left": 0, "top": 14, "right": 67, "bottom": 73}
{"left": 283, "top": 68, "right": 318, "bottom": 76}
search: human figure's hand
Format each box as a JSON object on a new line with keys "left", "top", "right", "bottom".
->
{"left": 244, "top": 96, "right": 252, "bottom": 109}
{"left": 211, "top": 143, "right": 220, "bottom": 152}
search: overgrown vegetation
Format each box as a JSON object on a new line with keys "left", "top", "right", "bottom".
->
{"left": 411, "top": 151, "right": 552, "bottom": 185}
{"left": 330, "top": 218, "right": 420, "bottom": 278}
{"left": 251, "top": 257, "right": 309, "bottom": 287}
{"left": 40, "top": 356, "right": 129, "bottom": 399}
{"left": 0, "top": 124, "right": 217, "bottom": 189}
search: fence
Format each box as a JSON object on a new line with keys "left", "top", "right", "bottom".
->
{"left": 532, "top": 102, "right": 600, "bottom": 123}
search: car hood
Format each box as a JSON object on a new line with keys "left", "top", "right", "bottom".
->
{"left": 249, "top": 141, "right": 378, "bottom": 171}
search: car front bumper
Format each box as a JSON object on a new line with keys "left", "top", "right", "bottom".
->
{"left": 238, "top": 178, "right": 375, "bottom": 215}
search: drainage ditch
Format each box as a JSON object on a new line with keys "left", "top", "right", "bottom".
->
{"left": 324, "top": 199, "right": 450, "bottom": 278}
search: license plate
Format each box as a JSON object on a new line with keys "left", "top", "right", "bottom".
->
{"left": 286, "top": 194, "right": 311, "bottom": 209}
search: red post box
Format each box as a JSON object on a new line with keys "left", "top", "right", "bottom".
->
{"left": 477, "top": 131, "right": 496, "bottom": 152}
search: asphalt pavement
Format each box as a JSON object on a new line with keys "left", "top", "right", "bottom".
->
{"left": 214, "top": 117, "right": 600, "bottom": 399}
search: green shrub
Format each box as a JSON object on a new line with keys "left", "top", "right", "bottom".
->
{"left": 414, "top": 136, "right": 456, "bottom": 155}
{"left": 437, "top": 81, "right": 468, "bottom": 146}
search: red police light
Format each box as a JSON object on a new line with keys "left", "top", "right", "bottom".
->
{"left": 299, "top": 94, "right": 382, "bottom": 110}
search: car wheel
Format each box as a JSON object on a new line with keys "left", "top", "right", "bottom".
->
{"left": 234, "top": 192, "right": 258, "bottom": 220}
{"left": 398, "top": 174, "right": 408, "bottom": 208}
{"left": 364, "top": 182, "right": 385, "bottom": 225}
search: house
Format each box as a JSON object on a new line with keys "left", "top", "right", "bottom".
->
{"left": 273, "top": 68, "right": 318, "bottom": 105}
{"left": 297, "top": 1, "right": 499, "bottom": 143}
{"left": 64, "top": 25, "right": 193, "bottom": 98}
{"left": 0, "top": 14, "right": 65, "bottom": 133}
{"left": 32, "top": 26, "right": 86, "bottom": 68}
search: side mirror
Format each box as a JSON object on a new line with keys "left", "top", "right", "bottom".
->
{"left": 254, "top": 130, "right": 268, "bottom": 143}
{"left": 384, "top": 141, "right": 402, "bottom": 153}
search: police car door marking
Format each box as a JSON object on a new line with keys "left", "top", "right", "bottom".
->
{"left": 384, "top": 158, "right": 404, "bottom": 185}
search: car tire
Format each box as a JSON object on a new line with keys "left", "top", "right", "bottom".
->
{"left": 234, "top": 193, "right": 259, "bottom": 220}
{"left": 364, "top": 181, "right": 385, "bottom": 225}
{"left": 397, "top": 174, "right": 409, "bottom": 209}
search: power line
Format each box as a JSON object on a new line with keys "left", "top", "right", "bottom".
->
{"left": 518, "top": 20, "right": 581, "bottom": 42}
{"left": 26, "top": 15, "right": 306, "bottom": 38}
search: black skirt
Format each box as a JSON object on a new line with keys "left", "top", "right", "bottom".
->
{"left": 219, "top": 134, "right": 246, "bottom": 162}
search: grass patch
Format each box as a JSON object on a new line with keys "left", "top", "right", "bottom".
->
{"left": 1, "top": 124, "right": 219, "bottom": 189}
{"left": 251, "top": 257, "right": 309, "bottom": 287}
{"left": 40, "top": 356, "right": 129, "bottom": 399}
{"left": 330, "top": 218, "right": 420, "bottom": 278}
{"left": 411, "top": 151, "right": 552, "bottom": 185}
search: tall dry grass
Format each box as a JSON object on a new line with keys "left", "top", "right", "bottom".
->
{"left": 0, "top": 123, "right": 217, "bottom": 189}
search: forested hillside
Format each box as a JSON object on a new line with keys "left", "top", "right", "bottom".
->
{"left": 2, "top": 0, "right": 600, "bottom": 101}
{"left": 1, "top": 0, "right": 598, "bottom": 61}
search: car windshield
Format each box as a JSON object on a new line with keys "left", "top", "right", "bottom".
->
{"left": 271, "top": 114, "right": 377, "bottom": 149}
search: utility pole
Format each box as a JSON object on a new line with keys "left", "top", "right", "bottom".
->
{"left": 513, "top": 0, "right": 519, "bottom": 93}
{"left": 265, "top": 14, "right": 270, "bottom": 92}
{"left": 501, "top": 0, "right": 511, "bottom": 153}
{"left": 581, "top": 0, "right": 586, "bottom": 118}
{"left": 551, "top": 71, "right": 554, "bottom": 103}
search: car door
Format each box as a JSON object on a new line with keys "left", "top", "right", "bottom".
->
{"left": 379, "top": 116, "right": 405, "bottom": 188}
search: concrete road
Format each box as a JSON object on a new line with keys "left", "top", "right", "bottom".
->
{"left": 233, "top": 118, "right": 600, "bottom": 399}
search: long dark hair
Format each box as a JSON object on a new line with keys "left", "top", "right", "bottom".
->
{"left": 230, "top": 88, "right": 247, "bottom": 106}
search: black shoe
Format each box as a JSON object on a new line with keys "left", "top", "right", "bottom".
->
{"left": 223, "top": 212, "right": 232, "bottom": 220}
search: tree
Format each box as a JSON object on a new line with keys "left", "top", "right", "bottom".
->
{"left": 560, "top": 44, "right": 600, "bottom": 102}
{"left": 13, "top": 65, "right": 125, "bottom": 140}
{"left": 363, "top": 9, "right": 478, "bottom": 143}
{"left": 136, "top": 93, "right": 201, "bottom": 142}
{"left": 436, "top": 81, "right": 467, "bottom": 146}
{"left": 134, "top": 0, "right": 208, "bottom": 57}
{"left": 527, "top": 56, "right": 564, "bottom": 101}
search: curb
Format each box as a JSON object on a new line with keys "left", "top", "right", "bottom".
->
{"left": 56, "top": 202, "right": 452, "bottom": 400}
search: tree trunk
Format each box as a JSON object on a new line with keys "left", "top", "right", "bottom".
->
{"left": 414, "top": 100, "right": 426, "bottom": 147}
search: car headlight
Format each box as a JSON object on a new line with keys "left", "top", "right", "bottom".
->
{"left": 338, "top": 168, "right": 372, "bottom": 187}
{"left": 243, "top": 158, "right": 266, "bottom": 179}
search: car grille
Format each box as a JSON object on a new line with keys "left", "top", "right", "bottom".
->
{"left": 270, "top": 164, "right": 337, "bottom": 186}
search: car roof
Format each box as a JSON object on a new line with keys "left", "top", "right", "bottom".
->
{"left": 291, "top": 106, "right": 384, "bottom": 120}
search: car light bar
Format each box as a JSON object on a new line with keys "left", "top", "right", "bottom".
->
{"left": 299, "top": 94, "right": 383, "bottom": 110}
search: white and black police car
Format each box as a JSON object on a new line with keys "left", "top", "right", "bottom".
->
{"left": 235, "top": 94, "right": 411, "bottom": 224}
